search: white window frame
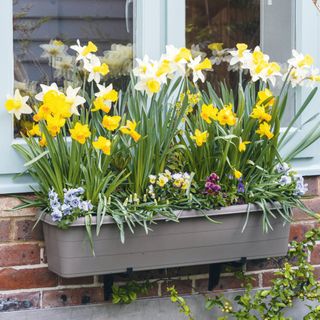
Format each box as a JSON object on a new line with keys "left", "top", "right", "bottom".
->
{"left": 0, "top": 0, "right": 320, "bottom": 194}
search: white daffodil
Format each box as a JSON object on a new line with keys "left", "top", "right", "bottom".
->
{"left": 65, "top": 86, "right": 86, "bottom": 115}
{"left": 133, "top": 55, "right": 153, "bottom": 77}
{"left": 92, "top": 84, "right": 118, "bottom": 112}
{"left": 288, "top": 50, "right": 314, "bottom": 69}
{"left": 134, "top": 76, "right": 162, "bottom": 96}
{"left": 229, "top": 43, "right": 251, "bottom": 66}
{"left": 35, "top": 83, "right": 59, "bottom": 101}
{"left": 40, "top": 40, "right": 67, "bottom": 59}
{"left": 84, "top": 55, "right": 109, "bottom": 83}
{"left": 70, "top": 39, "right": 98, "bottom": 63}
{"left": 188, "top": 56, "right": 212, "bottom": 83}
{"left": 53, "top": 54, "right": 74, "bottom": 78}
{"left": 5, "top": 89, "right": 32, "bottom": 120}
{"left": 161, "top": 45, "right": 191, "bottom": 76}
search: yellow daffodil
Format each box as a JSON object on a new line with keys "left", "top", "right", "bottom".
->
{"left": 234, "top": 169, "right": 242, "bottom": 179}
{"left": 46, "top": 115, "right": 66, "bottom": 137}
{"left": 28, "top": 124, "right": 41, "bottom": 137}
{"left": 5, "top": 89, "right": 32, "bottom": 120}
{"left": 92, "top": 136, "right": 111, "bottom": 155}
{"left": 238, "top": 139, "right": 250, "bottom": 152}
{"left": 70, "top": 122, "right": 91, "bottom": 144}
{"left": 256, "top": 122, "right": 274, "bottom": 140}
{"left": 84, "top": 56, "right": 109, "bottom": 83}
{"left": 81, "top": 41, "right": 98, "bottom": 57}
{"left": 120, "top": 120, "right": 141, "bottom": 142}
{"left": 156, "top": 60, "right": 172, "bottom": 77}
{"left": 175, "top": 47, "right": 192, "bottom": 63}
{"left": 71, "top": 40, "right": 98, "bottom": 63}
{"left": 93, "top": 84, "right": 118, "bottom": 113}
{"left": 217, "top": 104, "right": 237, "bottom": 126}
{"left": 250, "top": 106, "right": 272, "bottom": 123}
{"left": 39, "top": 134, "right": 47, "bottom": 147}
{"left": 201, "top": 104, "right": 218, "bottom": 124}
{"left": 208, "top": 43, "right": 224, "bottom": 52}
{"left": 230, "top": 43, "right": 249, "bottom": 66}
{"left": 102, "top": 115, "right": 121, "bottom": 131}
{"left": 191, "top": 129, "right": 209, "bottom": 147}
{"left": 92, "top": 63, "right": 109, "bottom": 76}
{"left": 257, "top": 88, "right": 275, "bottom": 107}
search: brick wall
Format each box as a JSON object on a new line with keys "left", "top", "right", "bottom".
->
{"left": 0, "top": 176, "right": 320, "bottom": 312}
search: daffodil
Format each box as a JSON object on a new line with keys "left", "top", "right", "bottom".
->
{"left": 250, "top": 106, "right": 272, "bottom": 123}
{"left": 39, "top": 134, "right": 47, "bottom": 147}
{"left": 35, "top": 83, "right": 59, "bottom": 102}
{"left": 41, "top": 90, "right": 71, "bottom": 119}
{"left": 238, "top": 139, "right": 250, "bottom": 152}
{"left": 133, "top": 55, "right": 153, "bottom": 77}
{"left": 201, "top": 104, "right": 218, "bottom": 124}
{"left": 92, "top": 136, "right": 111, "bottom": 155}
{"left": 217, "top": 104, "right": 237, "bottom": 126}
{"left": 188, "top": 56, "right": 212, "bottom": 83}
{"left": 191, "top": 129, "right": 209, "bottom": 147}
{"left": 46, "top": 114, "right": 66, "bottom": 137}
{"left": 256, "top": 122, "right": 274, "bottom": 140}
{"left": 65, "top": 86, "right": 86, "bottom": 115}
{"left": 102, "top": 115, "right": 121, "bottom": 131}
{"left": 120, "top": 120, "right": 141, "bottom": 142}
{"left": 84, "top": 55, "right": 109, "bottom": 83}
{"left": 257, "top": 88, "right": 275, "bottom": 107}
{"left": 70, "top": 122, "right": 91, "bottom": 144}
{"left": 5, "top": 89, "right": 32, "bottom": 120}
{"left": 208, "top": 43, "right": 224, "bottom": 52}
{"left": 53, "top": 54, "right": 74, "bottom": 78}
{"left": 135, "top": 77, "right": 162, "bottom": 96}
{"left": 28, "top": 124, "right": 41, "bottom": 137}
{"left": 161, "top": 46, "right": 191, "bottom": 75}
{"left": 229, "top": 43, "right": 250, "bottom": 66}
{"left": 234, "top": 169, "right": 242, "bottom": 179}
{"left": 40, "top": 39, "right": 67, "bottom": 59}
{"left": 70, "top": 40, "right": 98, "bottom": 62}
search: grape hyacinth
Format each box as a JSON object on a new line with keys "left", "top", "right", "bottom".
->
{"left": 48, "top": 187, "right": 93, "bottom": 222}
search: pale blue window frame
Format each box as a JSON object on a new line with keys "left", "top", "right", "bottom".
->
{"left": 0, "top": 0, "right": 320, "bottom": 194}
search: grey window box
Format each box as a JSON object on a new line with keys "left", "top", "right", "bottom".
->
{"left": 40, "top": 203, "right": 290, "bottom": 278}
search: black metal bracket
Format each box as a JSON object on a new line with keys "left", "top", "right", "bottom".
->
{"left": 208, "top": 258, "right": 247, "bottom": 291}
{"left": 103, "top": 268, "right": 134, "bottom": 301}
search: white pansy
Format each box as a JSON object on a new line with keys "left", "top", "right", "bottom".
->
{"left": 65, "top": 86, "right": 86, "bottom": 115}
{"left": 5, "top": 89, "right": 32, "bottom": 120}
{"left": 35, "top": 83, "right": 59, "bottom": 101}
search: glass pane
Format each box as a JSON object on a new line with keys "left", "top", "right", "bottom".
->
{"left": 13, "top": 0, "right": 134, "bottom": 137}
{"left": 186, "top": 0, "right": 260, "bottom": 89}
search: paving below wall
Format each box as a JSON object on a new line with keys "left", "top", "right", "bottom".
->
{"left": 0, "top": 176, "right": 320, "bottom": 315}
{"left": 0, "top": 294, "right": 318, "bottom": 320}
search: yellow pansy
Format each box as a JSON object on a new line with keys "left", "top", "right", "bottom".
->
{"left": 257, "top": 89, "right": 275, "bottom": 107}
{"left": 46, "top": 115, "right": 66, "bottom": 137}
{"left": 256, "top": 122, "right": 274, "bottom": 140}
{"left": 238, "top": 140, "right": 250, "bottom": 152}
{"left": 28, "top": 124, "right": 41, "bottom": 137}
{"left": 191, "top": 129, "right": 209, "bottom": 147}
{"left": 195, "top": 58, "right": 212, "bottom": 71}
{"left": 234, "top": 169, "right": 242, "bottom": 179}
{"left": 236, "top": 43, "right": 248, "bottom": 58}
{"left": 201, "top": 104, "right": 218, "bottom": 124}
{"left": 157, "top": 175, "right": 169, "bottom": 187}
{"left": 70, "top": 122, "right": 91, "bottom": 144}
{"left": 92, "top": 63, "right": 109, "bottom": 76}
{"left": 102, "top": 115, "right": 121, "bottom": 131}
{"left": 81, "top": 41, "right": 98, "bottom": 56}
{"left": 120, "top": 120, "right": 141, "bottom": 142}
{"left": 92, "top": 136, "right": 111, "bottom": 155}
{"left": 208, "top": 43, "right": 223, "bottom": 51}
{"left": 39, "top": 134, "right": 47, "bottom": 147}
{"left": 217, "top": 104, "right": 237, "bottom": 126}
{"left": 250, "top": 106, "right": 272, "bottom": 123}
{"left": 175, "top": 47, "right": 192, "bottom": 62}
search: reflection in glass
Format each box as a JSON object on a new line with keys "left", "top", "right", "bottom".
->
{"left": 13, "top": 0, "right": 134, "bottom": 137}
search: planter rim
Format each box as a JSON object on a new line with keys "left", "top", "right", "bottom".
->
{"left": 40, "top": 202, "right": 283, "bottom": 227}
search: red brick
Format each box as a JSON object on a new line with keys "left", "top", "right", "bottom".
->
{"left": 310, "top": 244, "right": 320, "bottom": 265}
{"left": 161, "top": 279, "right": 192, "bottom": 296}
{"left": 0, "top": 267, "right": 58, "bottom": 290}
{"left": 42, "top": 287, "right": 104, "bottom": 308}
{"left": 196, "top": 274, "right": 259, "bottom": 293}
{"left": 0, "top": 219, "right": 11, "bottom": 242}
{"left": 293, "top": 197, "right": 320, "bottom": 221}
{"left": 13, "top": 219, "right": 43, "bottom": 241}
{"left": 0, "top": 243, "right": 40, "bottom": 267}
{"left": 58, "top": 276, "right": 94, "bottom": 286}
{"left": 0, "top": 197, "right": 37, "bottom": 218}
{"left": 0, "top": 291, "right": 40, "bottom": 310}
{"left": 313, "top": 266, "right": 320, "bottom": 280}
{"left": 138, "top": 281, "right": 159, "bottom": 298}
{"left": 262, "top": 271, "right": 276, "bottom": 287}
{"left": 246, "top": 257, "right": 285, "bottom": 271}
{"left": 304, "top": 176, "right": 320, "bottom": 196}
{"left": 289, "top": 223, "right": 315, "bottom": 242}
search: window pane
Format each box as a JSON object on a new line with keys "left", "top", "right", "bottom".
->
{"left": 186, "top": 0, "right": 260, "bottom": 88}
{"left": 13, "top": 0, "right": 134, "bottom": 137}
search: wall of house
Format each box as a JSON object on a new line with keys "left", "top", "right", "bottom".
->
{"left": 0, "top": 176, "right": 320, "bottom": 314}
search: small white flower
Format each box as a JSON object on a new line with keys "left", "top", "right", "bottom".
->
{"left": 65, "top": 86, "right": 86, "bottom": 115}
{"left": 5, "top": 89, "right": 32, "bottom": 120}
{"left": 188, "top": 56, "right": 212, "bottom": 83}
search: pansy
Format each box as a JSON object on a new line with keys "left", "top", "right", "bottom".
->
{"left": 5, "top": 89, "right": 32, "bottom": 120}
